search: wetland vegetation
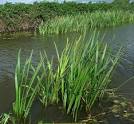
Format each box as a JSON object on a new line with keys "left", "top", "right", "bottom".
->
{"left": 0, "top": 0, "right": 134, "bottom": 33}
{"left": 0, "top": 0, "right": 134, "bottom": 123}
{"left": 0, "top": 33, "right": 121, "bottom": 123}
{"left": 39, "top": 11, "right": 134, "bottom": 34}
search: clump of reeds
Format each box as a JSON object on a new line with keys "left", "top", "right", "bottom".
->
{"left": 0, "top": 32, "right": 121, "bottom": 123}
{"left": 39, "top": 10, "right": 134, "bottom": 35}
{"left": 39, "top": 32, "right": 121, "bottom": 120}
{"left": 0, "top": 113, "right": 11, "bottom": 124}
{"left": 12, "top": 50, "right": 43, "bottom": 123}
{"left": 38, "top": 52, "right": 57, "bottom": 107}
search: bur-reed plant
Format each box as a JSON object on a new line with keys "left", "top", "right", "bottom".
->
{"left": 0, "top": 32, "right": 121, "bottom": 123}
{"left": 38, "top": 52, "right": 57, "bottom": 106}
{"left": 39, "top": 10, "right": 134, "bottom": 35}
{"left": 0, "top": 113, "right": 11, "bottom": 124}
{"left": 57, "top": 33, "right": 121, "bottom": 120}
{"left": 12, "top": 50, "right": 43, "bottom": 123}
{"left": 39, "top": 32, "right": 121, "bottom": 121}
{"left": 39, "top": 40, "right": 74, "bottom": 106}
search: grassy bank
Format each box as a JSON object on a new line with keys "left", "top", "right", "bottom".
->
{"left": 0, "top": 2, "right": 111, "bottom": 33}
{"left": 39, "top": 11, "right": 134, "bottom": 35}
{"left": 0, "top": 1, "right": 134, "bottom": 33}
{"left": 0, "top": 33, "right": 121, "bottom": 123}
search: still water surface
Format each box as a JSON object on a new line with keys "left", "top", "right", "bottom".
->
{"left": 0, "top": 24, "right": 134, "bottom": 117}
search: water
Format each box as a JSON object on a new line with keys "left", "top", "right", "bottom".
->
{"left": 0, "top": 24, "right": 134, "bottom": 121}
{"left": 100, "top": 24, "right": 134, "bottom": 98}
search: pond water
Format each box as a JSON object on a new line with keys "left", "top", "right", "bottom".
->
{"left": 0, "top": 24, "right": 134, "bottom": 122}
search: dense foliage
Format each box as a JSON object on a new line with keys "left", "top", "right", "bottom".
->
{"left": 39, "top": 11, "right": 134, "bottom": 34}
{"left": 0, "top": 33, "right": 121, "bottom": 123}
{"left": 0, "top": 1, "right": 134, "bottom": 32}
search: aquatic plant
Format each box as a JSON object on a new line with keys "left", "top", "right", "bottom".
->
{"left": 39, "top": 11, "right": 134, "bottom": 35}
{"left": 0, "top": 113, "right": 11, "bottom": 124}
{"left": 0, "top": 32, "right": 121, "bottom": 123}
{"left": 39, "top": 32, "right": 121, "bottom": 120}
{"left": 12, "top": 50, "right": 43, "bottom": 122}
{"left": 59, "top": 33, "right": 120, "bottom": 120}
{"left": 38, "top": 52, "right": 57, "bottom": 106}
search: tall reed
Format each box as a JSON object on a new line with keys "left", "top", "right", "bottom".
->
{"left": 0, "top": 32, "right": 121, "bottom": 123}
{"left": 58, "top": 34, "right": 120, "bottom": 120}
{"left": 39, "top": 32, "right": 121, "bottom": 120}
{"left": 39, "top": 11, "right": 134, "bottom": 35}
{"left": 12, "top": 50, "right": 43, "bottom": 123}
{"left": 38, "top": 52, "right": 57, "bottom": 106}
{"left": 0, "top": 33, "right": 121, "bottom": 123}
{"left": 0, "top": 113, "right": 11, "bottom": 124}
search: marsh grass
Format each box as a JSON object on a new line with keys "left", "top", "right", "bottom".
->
{"left": 12, "top": 50, "right": 43, "bottom": 123}
{"left": 0, "top": 113, "right": 11, "bottom": 124}
{"left": 38, "top": 52, "right": 57, "bottom": 106}
{"left": 39, "top": 32, "right": 121, "bottom": 120}
{"left": 0, "top": 32, "right": 121, "bottom": 123}
{"left": 39, "top": 11, "right": 134, "bottom": 35}
{"left": 57, "top": 34, "right": 120, "bottom": 120}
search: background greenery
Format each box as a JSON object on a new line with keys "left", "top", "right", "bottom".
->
{"left": 0, "top": 0, "right": 133, "bottom": 32}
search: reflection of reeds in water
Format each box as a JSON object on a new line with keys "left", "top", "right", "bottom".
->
{"left": 39, "top": 11, "right": 134, "bottom": 35}
{"left": 0, "top": 32, "right": 121, "bottom": 123}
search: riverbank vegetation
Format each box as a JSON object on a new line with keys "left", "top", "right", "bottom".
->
{"left": 39, "top": 10, "right": 134, "bottom": 34}
{"left": 13, "top": 50, "right": 43, "bottom": 123}
{"left": 0, "top": 33, "right": 121, "bottom": 123}
{"left": 0, "top": 0, "right": 134, "bottom": 33}
{"left": 0, "top": 0, "right": 134, "bottom": 123}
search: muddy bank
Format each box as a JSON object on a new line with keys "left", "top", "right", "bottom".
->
{"left": 1, "top": 93, "right": 134, "bottom": 124}
{"left": 0, "top": 18, "right": 42, "bottom": 33}
{"left": 82, "top": 93, "right": 134, "bottom": 124}
{"left": 29, "top": 93, "right": 134, "bottom": 124}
